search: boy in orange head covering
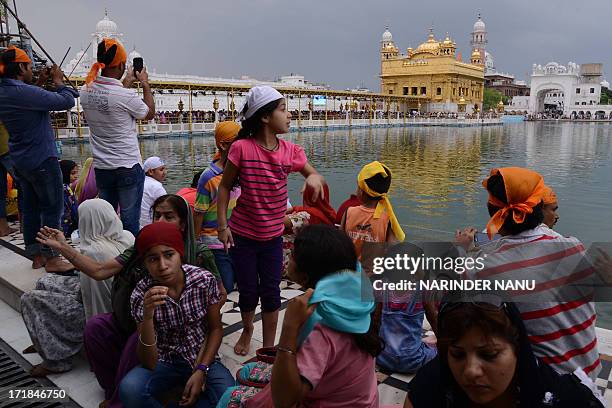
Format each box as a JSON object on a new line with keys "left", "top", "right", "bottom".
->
{"left": 541, "top": 185, "right": 559, "bottom": 229}
{"left": 454, "top": 166, "right": 600, "bottom": 380}
{"left": 482, "top": 167, "right": 546, "bottom": 239}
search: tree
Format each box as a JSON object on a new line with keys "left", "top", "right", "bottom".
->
{"left": 483, "top": 88, "right": 508, "bottom": 111}
{"left": 600, "top": 87, "right": 612, "bottom": 105}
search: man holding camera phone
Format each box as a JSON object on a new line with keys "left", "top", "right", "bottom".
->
{"left": 80, "top": 39, "right": 155, "bottom": 236}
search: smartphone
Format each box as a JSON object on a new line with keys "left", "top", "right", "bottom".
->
{"left": 474, "top": 232, "right": 501, "bottom": 245}
{"left": 133, "top": 57, "right": 144, "bottom": 74}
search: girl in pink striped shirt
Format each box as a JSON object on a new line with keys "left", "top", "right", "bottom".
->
{"left": 217, "top": 86, "right": 325, "bottom": 356}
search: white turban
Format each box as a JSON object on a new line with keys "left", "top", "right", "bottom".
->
{"left": 237, "top": 85, "right": 284, "bottom": 121}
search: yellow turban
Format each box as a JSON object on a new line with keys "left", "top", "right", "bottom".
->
{"left": 357, "top": 161, "right": 405, "bottom": 242}
{"left": 542, "top": 185, "right": 557, "bottom": 205}
{"left": 213, "top": 121, "right": 241, "bottom": 160}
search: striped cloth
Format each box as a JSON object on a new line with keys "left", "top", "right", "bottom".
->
{"left": 227, "top": 138, "right": 307, "bottom": 241}
{"left": 194, "top": 160, "right": 241, "bottom": 249}
{"left": 468, "top": 225, "right": 600, "bottom": 379}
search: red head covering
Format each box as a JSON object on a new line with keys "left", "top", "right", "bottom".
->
{"left": 0, "top": 46, "right": 32, "bottom": 75}
{"left": 291, "top": 184, "right": 336, "bottom": 225}
{"left": 85, "top": 38, "right": 127, "bottom": 85}
{"left": 136, "top": 222, "right": 185, "bottom": 258}
{"left": 482, "top": 167, "right": 545, "bottom": 238}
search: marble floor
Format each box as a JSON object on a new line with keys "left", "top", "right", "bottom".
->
{"left": 2, "top": 221, "right": 612, "bottom": 406}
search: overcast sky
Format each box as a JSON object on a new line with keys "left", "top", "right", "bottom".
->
{"left": 11, "top": 0, "right": 610, "bottom": 90}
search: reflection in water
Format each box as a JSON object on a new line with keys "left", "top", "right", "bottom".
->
{"left": 62, "top": 122, "right": 612, "bottom": 325}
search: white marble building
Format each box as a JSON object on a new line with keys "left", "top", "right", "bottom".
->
{"left": 524, "top": 62, "right": 611, "bottom": 117}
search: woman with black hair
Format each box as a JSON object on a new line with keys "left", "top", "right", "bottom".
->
{"left": 404, "top": 293, "right": 605, "bottom": 408}
{"left": 455, "top": 167, "right": 600, "bottom": 380}
{"left": 233, "top": 224, "right": 381, "bottom": 407}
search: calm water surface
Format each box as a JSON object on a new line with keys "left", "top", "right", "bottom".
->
{"left": 62, "top": 122, "right": 612, "bottom": 326}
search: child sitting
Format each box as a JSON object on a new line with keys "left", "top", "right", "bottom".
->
{"left": 342, "top": 161, "right": 405, "bottom": 262}
{"left": 59, "top": 160, "right": 79, "bottom": 237}
{"left": 119, "top": 222, "right": 233, "bottom": 407}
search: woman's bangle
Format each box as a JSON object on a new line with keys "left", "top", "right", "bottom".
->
{"left": 217, "top": 225, "right": 229, "bottom": 232}
{"left": 277, "top": 346, "right": 296, "bottom": 355}
{"left": 139, "top": 333, "right": 157, "bottom": 347}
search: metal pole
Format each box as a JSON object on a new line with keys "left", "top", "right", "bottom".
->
{"left": 76, "top": 97, "right": 82, "bottom": 138}
{"left": 188, "top": 85, "right": 193, "bottom": 133}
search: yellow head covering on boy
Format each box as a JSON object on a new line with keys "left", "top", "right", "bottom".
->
{"left": 357, "top": 161, "right": 405, "bottom": 242}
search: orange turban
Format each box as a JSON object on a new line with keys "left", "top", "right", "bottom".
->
{"left": 85, "top": 38, "right": 127, "bottom": 85}
{"left": 542, "top": 185, "right": 557, "bottom": 205}
{"left": 0, "top": 46, "right": 32, "bottom": 75}
{"left": 482, "top": 167, "right": 546, "bottom": 238}
{"left": 213, "top": 121, "right": 240, "bottom": 160}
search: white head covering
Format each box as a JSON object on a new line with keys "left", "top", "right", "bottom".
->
{"left": 237, "top": 85, "right": 284, "bottom": 121}
{"left": 78, "top": 199, "right": 135, "bottom": 319}
{"left": 78, "top": 199, "right": 134, "bottom": 262}
{"left": 143, "top": 156, "right": 165, "bottom": 173}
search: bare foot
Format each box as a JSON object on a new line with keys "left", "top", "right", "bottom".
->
{"left": 234, "top": 326, "right": 253, "bottom": 356}
{"left": 32, "top": 254, "right": 46, "bottom": 269}
{"left": 44, "top": 256, "right": 74, "bottom": 273}
{"left": 98, "top": 400, "right": 109, "bottom": 408}
{"left": 0, "top": 218, "right": 16, "bottom": 237}
{"left": 30, "top": 364, "right": 62, "bottom": 377}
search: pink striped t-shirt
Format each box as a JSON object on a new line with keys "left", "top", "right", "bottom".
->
{"left": 228, "top": 138, "right": 307, "bottom": 241}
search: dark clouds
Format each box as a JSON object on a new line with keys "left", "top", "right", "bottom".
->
{"left": 14, "top": 0, "right": 610, "bottom": 90}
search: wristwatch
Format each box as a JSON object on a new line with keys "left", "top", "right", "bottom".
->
{"left": 196, "top": 363, "right": 209, "bottom": 374}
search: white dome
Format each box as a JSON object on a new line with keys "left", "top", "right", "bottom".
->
{"left": 382, "top": 27, "right": 393, "bottom": 42}
{"left": 128, "top": 49, "right": 142, "bottom": 61}
{"left": 473, "top": 14, "right": 486, "bottom": 32}
{"left": 96, "top": 14, "right": 118, "bottom": 35}
{"left": 601, "top": 80, "right": 610, "bottom": 89}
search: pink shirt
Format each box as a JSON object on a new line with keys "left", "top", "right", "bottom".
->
{"left": 246, "top": 324, "right": 379, "bottom": 408}
{"left": 228, "top": 138, "right": 307, "bottom": 241}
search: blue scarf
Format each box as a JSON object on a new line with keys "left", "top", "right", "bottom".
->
{"left": 298, "top": 269, "right": 376, "bottom": 345}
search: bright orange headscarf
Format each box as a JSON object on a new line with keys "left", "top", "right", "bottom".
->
{"left": 0, "top": 46, "right": 32, "bottom": 75}
{"left": 213, "top": 121, "right": 240, "bottom": 161}
{"left": 85, "top": 39, "right": 127, "bottom": 85}
{"left": 482, "top": 167, "right": 546, "bottom": 238}
{"left": 542, "top": 185, "right": 557, "bottom": 205}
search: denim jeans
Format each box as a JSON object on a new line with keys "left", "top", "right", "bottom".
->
{"left": 14, "top": 157, "right": 63, "bottom": 258}
{"left": 94, "top": 164, "right": 144, "bottom": 236}
{"left": 119, "top": 358, "right": 235, "bottom": 408}
{"left": 211, "top": 249, "right": 235, "bottom": 293}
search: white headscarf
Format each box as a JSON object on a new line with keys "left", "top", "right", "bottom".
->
{"left": 78, "top": 198, "right": 134, "bottom": 262}
{"left": 237, "top": 85, "right": 284, "bottom": 121}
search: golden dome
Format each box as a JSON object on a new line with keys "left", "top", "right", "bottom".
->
{"left": 415, "top": 30, "right": 440, "bottom": 55}
{"left": 497, "top": 99, "right": 504, "bottom": 107}
{"left": 458, "top": 96, "right": 466, "bottom": 104}
{"left": 471, "top": 49, "right": 481, "bottom": 58}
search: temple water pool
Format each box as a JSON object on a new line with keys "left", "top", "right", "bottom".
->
{"left": 62, "top": 121, "right": 612, "bottom": 327}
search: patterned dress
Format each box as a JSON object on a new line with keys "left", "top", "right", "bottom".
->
{"left": 21, "top": 273, "right": 85, "bottom": 372}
